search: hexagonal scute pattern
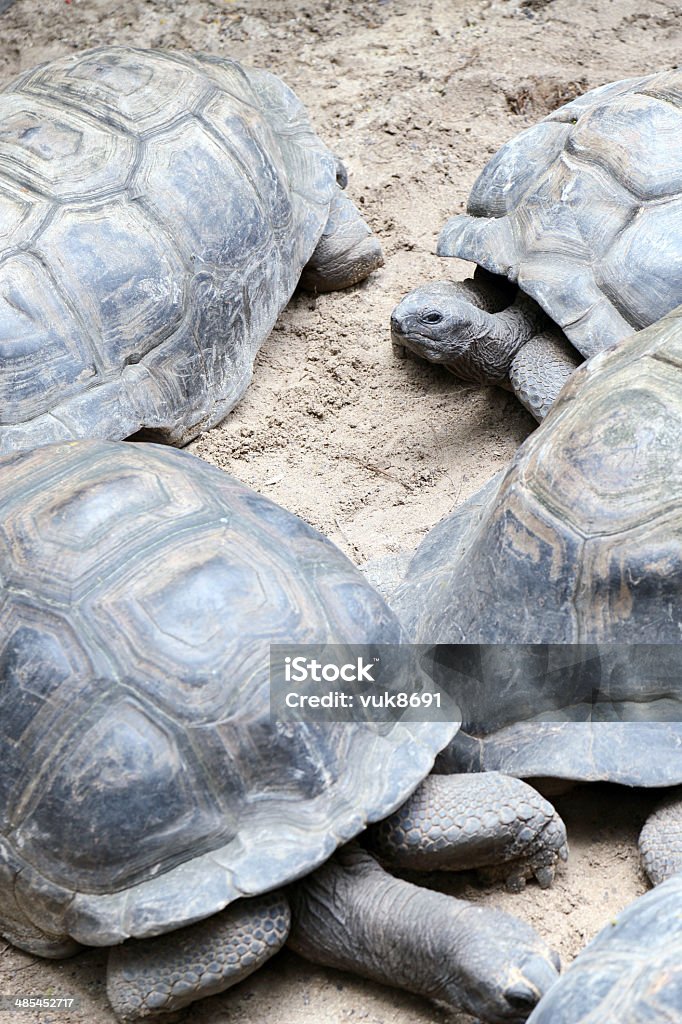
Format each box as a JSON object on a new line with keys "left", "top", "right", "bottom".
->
{"left": 16, "top": 48, "right": 208, "bottom": 136}
{"left": 0, "top": 46, "right": 339, "bottom": 453}
{"left": 0, "top": 440, "right": 453, "bottom": 945}
{"left": 524, "top": 359, "right": 682, "bottom": 537}
{"left": 0, "top": 254, "right": 98, "bottom": 423}
{"left": 567, "top": 92, "right": 682, "bottom": 200}
{"left": 0, "top": 94, "right": 136, "bottom": 200}
{"left": 450, "top": 69, "right": 682, "bottom": 357}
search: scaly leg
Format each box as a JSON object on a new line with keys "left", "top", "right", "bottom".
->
{"left": 300, "top": 188, "right": 383, "bottom": 293}
{"left": 639, "top": 786, "right": 682, "bottom": 885}
{"left": 509, "top": 331, "right": 583, "bottom": 421}
{"left": 369, "top": 771, "right": 568, "bottom": 891}
{"left": 106, "top": 892, "right": 290, "bottom": 1023}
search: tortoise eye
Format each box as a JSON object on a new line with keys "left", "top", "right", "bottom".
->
{"left": 422, "top": 311, "right": 443, "bottom": 325}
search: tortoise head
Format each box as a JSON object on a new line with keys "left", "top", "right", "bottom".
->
{"left": 390, "top": 280, "right": 492, "bottom": 366}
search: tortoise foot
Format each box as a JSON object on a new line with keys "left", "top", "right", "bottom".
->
{"left": 300, "top": 188, "right": 383, "bottom": 293}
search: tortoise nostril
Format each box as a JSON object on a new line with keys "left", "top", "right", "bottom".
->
{"left": 504, "top": 983, "right": 539, "bottom": 1012}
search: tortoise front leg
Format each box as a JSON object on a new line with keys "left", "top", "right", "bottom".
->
{"left": 300, "top": 188, "right": 383, "bottom": 293}
{"left": 106, "top": 892, "right": 290, "bottom": 1023}
{"left": 509, "top": 331, "right": 583, "bottom": 421}
{"left": 369, "top": 771, "right": 568, "bottom": 891}
{"left": 289, "top": 844, "right": 560, "bottom": 1023}
{"left": 639, "top": 785, "right": 682, "bottom": 884}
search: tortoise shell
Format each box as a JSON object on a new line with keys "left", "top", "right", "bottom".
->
{"left": 527, "top": 873, "right": 682, "bottom": 1023}
{"left": 0, "top": 46, "right": 340, "bottom": 452}
{"left": 391, "top": 308, "right": 682, "bottom": 784}
{"left": 0, "top": 441, "right": 453, "bottom": 946}
{"left": 439, "top": 71, "right": 682, "bottom": 358}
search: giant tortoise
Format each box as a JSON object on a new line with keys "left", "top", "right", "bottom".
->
{"left": 386, "top": 307, "right": 682, "bottom": 886}
{"left": 0, "top": 440, "right": 565, "bottom": 1023}
{"left": 0, "top": 46, "right": 382, "bottom": 454}
{"left": 528, "top": 873, "right": 682, "bottom": 1023}
{"left": 391, "top": 70, "right": 682, "bottom": 419}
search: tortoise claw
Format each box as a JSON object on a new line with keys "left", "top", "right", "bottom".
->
{"left": 534, "top": 865, "right": 555, "bottom": 889}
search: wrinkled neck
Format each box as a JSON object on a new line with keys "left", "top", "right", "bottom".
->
{"left": 451, "top": 306, "right": 528, "bottom": 384}
{"left": 496, "top": 293, "right": 549, "bottom": 344}
{"left": 463, "top": 295, "right": 548, "bottom": 383}
{"left": 442, "top": 293, "right": 550, "bottom": 387}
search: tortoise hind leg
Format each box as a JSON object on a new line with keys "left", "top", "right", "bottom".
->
{"left": 639, "top": 786, "right": 682, "bottom": 885}
{"left": 106, "top": 892, "right": 290, "bottom": 1023}
{"left": 300, "top": 189, "right": 383, "bottom": 293}
{"left": 0, "top": 910, "right": 80, "bottom": 959}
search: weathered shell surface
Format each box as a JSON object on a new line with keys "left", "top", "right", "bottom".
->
{"left": 527, "top": 873, "right": 682, "bottom": 1023}
{"left": 0, "top": 441, "right": 453, "bottom": 945}
{"left": 0, "top": 47, "right": 338, "bottom": 452}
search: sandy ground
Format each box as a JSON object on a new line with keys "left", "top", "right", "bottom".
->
{"left": 0, "top": 0, "right": 680, "bottom": 1021}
